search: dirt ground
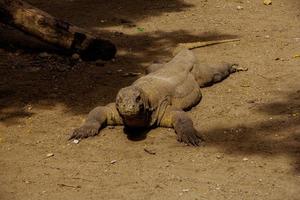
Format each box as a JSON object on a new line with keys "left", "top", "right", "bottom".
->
{"left": 1, "top": 0, "right": 300, "bottom": 199}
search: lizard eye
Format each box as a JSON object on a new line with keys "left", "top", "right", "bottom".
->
{"left": 136, "top": 96, "right": 141, "bottom": 102}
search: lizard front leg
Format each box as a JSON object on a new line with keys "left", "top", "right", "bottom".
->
{"left": 70, "top": 103, "right": 123, "bottom": 140}
{"left": 159, "top": 106, "right": 204, "bottom": 146}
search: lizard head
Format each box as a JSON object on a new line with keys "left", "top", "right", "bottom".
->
{"left": 116, "top": 86, "right": 149, "bottom": 127}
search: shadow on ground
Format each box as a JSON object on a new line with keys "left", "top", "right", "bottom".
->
{"left": 0, "top": 0, "right": 237, "bottom": 125}
{"left": 203, "top": 90, "right": 300, "bottom": 173}
{"left": 27, "top": 0, "right": 193, "bottom": 28}
{"left": 0, "top": 28, "right": 237, "bottom": 125}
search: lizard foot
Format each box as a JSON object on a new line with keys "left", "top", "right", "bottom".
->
{"left": 69, "top": 122, "right": 100, "bottom": 140}
{"left": 176, "top": 127, "right": 204, "bottom": 146}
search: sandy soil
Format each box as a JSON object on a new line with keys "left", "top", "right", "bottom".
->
{"left": 1, "top": 0, "right": 300, "bottom": 199}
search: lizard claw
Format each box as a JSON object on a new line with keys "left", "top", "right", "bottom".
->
{"left": 176, "top": 129, "right": 204, "bottom": 146}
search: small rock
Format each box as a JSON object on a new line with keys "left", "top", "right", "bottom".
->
{"left": 182, "top": 189, "right": 189, "bottom": 192}
{"left": 113, "top": 31, "right": 124, "bottom": 37}
{"left": 26, "top": 104, "right": 33, "bottom": 111}
{"left": 264, "top": 0, "right": 272, "bottom": 5}
{"left": 122, "top": 72, "right": 142, "bottom": 77}
{"left": 71, "top": 53, "right": 80, "bottom": 60}
{"left": 73, "top": 139, "right": 80, "bottom": 144}
{"left": 242, "top": 157, "right": 249, "bottom": 161}
{"left": 216, "top": 154, "right": 223, "bottom": 159}
{"left": 237, "top": 6, "right": 244, "bottom": 10}
{"left": 235, "top": 67, "right": 248, "bottom": 72}
{"left": 106, "top": 70, "right": 112, "bottom": 75}
{"left": 246, "top": 99, "right": 256, "bottom": 103}
{"left": 265, "top": 35, "right": 270, "bottom": 39}
{"left": 117, "top": 69, "right": 123, "bottom": 72}
{"left": 110, "top": 160, "right": 117, "bottom": 164}
{"left": 39, "top": 52, "right": 51, "bottom": 58}
{"left": 46, "top": 153, "right": 54, "bottom": 158}
{"left": 144, "top": 148, "right": 156, "bottom": 155}
{"left": 28, "top": 67, "right": 41, "bottom": 72}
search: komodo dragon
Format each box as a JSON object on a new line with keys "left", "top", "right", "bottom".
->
{"left": 70, "top": 49, "right": 238, "bottom": 146}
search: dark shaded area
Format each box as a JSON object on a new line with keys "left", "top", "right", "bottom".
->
{"left": 124, "top": 126, "right": 150, "bottom": 141}
{"left": 27, "top": 0, "right": 193, "bottom": 28}
{"left": 0, "top": 23, "right": 116, "bottom": 61}
{"left": 203, "top": 91, "right": 300, "bottom": 173}
{"left": 0, "top": 22, "right": 63, "bottom": 53}
{"left": 0, "top": 29, "right": 237, "bottom": 124}
{"left": 79, "top": 38, "right": 117, "bottom": 61}
{"left": 0, "top": 0, "right": 236, "bottom": 125}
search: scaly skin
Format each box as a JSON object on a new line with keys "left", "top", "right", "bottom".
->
{"left": 70, "top": 50, "right": 237, "bottom": 146}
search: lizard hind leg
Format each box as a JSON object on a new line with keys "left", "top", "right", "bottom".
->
{"left": 192, "top": 62, "right": 237, "bottom": 87}
{"left": 160, "top": 106, "right": 204, "bottom": 146}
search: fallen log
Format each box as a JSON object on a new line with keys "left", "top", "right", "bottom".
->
{"left": 0, "top": 0, "right": 116, "bottom": 60}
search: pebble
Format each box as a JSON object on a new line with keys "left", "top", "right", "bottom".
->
{"left": 246, "top": 99, "right": 256, "bottom": 104}
{"left": 39, "top": 52, "right": 51, "bottom": 58}
{"left": 242, "top": 157, "right": 249, "bottom": 161}
{"left": 73, "top": 139, "right": 80, "bottom": 144}
{"left": 71, "top": 53, "right": 80, "bottom": 60}
{"left": 237, "top": 6, "right": 244, "bottom": 10}
{"left": 46, "top": 153, "right": 54, "bottom": 158}
{"left": 122, "top": 72, "right": 142, "bottom": 77}
{"left": 28, "top": 67, "right": 41, "bottom": 72}
{"left": 110, "top": 160, "right": 117, "bottom": 164}
{"left": 26, "top": 104, "right": 33, "bottom": 111}
{"left": 106, "top": 70, "right": 112, "bottom": 75}
{"left": 144, "top": 148, "right": 156, "bottom": 155}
